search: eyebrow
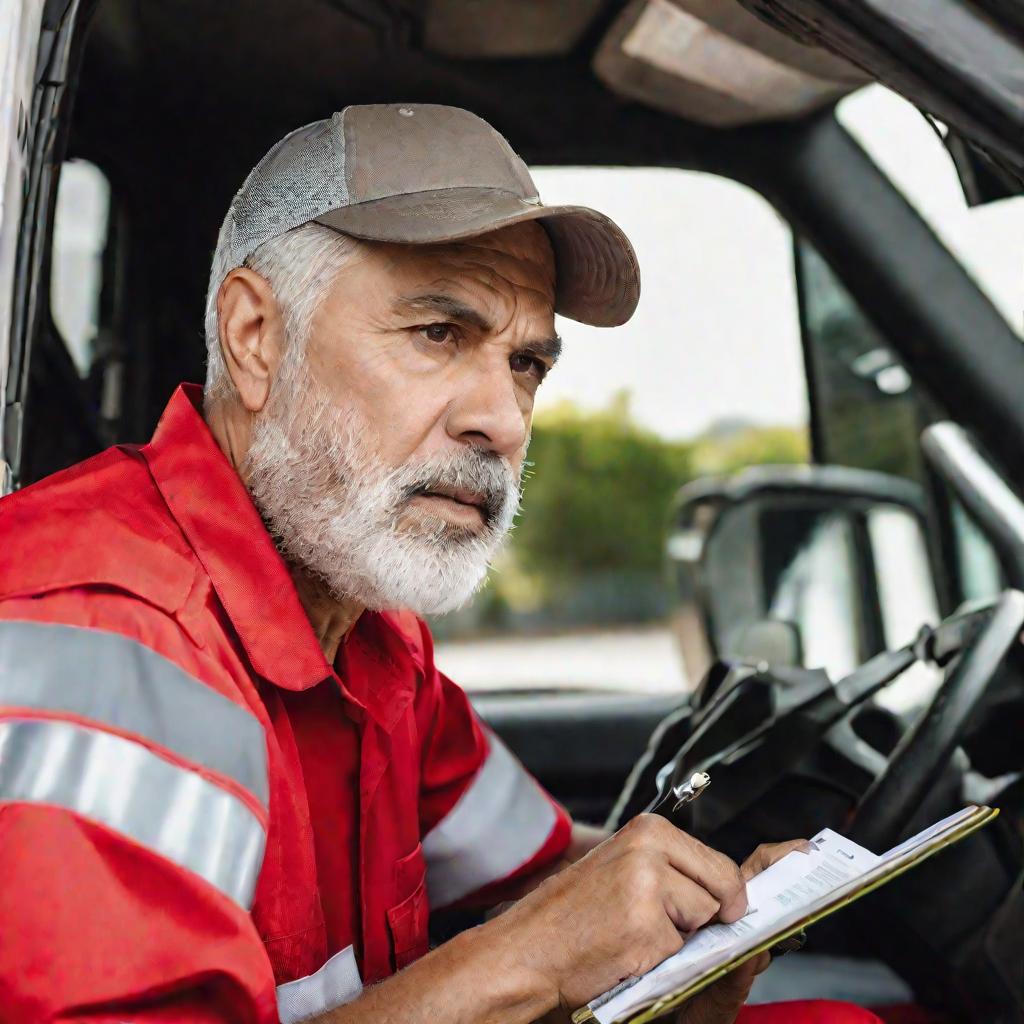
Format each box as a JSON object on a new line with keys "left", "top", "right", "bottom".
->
{"left": 394, "top": 292, "right": 563, "bottom": 365}
{"left": 517, "top": 335, "right": 563, "bottom": 366}
{"left": 393, "top": 293, "right": 492, "bottom": 332}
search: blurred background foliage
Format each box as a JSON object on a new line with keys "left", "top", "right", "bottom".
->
{"left": 515, "top": 392, "right": 693, "bottom": 583}
{"left": 430, "top": 392, "right": 808, "bottom": 640}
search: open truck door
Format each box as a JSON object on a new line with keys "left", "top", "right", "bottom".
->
{"left": 0, "top": 0, "right": 44, "bottom": 495}
{"left": 0, "top": 0, "right": 87, "bottom": 496}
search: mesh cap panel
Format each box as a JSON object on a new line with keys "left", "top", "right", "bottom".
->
{"left": 226, "top": 116, "right": 348, "bottom": 269}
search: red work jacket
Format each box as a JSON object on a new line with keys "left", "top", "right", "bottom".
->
{"left": 0, "top": 384, "right": 570, "bottom": 1022}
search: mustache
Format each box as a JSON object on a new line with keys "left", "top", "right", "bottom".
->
{"left": 398, "top": 449, "right": 520, "bottom": 528}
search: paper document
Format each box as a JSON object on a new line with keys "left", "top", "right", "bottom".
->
{"left": 580, "top": 805, "right": 995, "bottom": 1024}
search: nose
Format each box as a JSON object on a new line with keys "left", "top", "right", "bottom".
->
{"left": 444, "top": 362, "right": 528, "bottom": 458}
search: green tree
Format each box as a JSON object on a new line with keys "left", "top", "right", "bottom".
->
{"left": 693, "top": 425, "right": 809, "bottom": 476}
{"left": 508, "top": 393, "right": 694, "bottom": 598}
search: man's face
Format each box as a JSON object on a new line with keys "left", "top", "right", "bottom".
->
{"left": 306, "top": 220, "right": 558, "bottom": 526}
{"left": 243, "top": 221, "right": 559, "bottom": 615}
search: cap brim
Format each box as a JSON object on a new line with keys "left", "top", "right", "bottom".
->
{"left": 314, "top": 188, "right": 640, "bottom": 328}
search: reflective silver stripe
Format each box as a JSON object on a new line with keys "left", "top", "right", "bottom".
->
{"left": 0, "top": 718, "right": 265, "bottom": 908}
{"left": 276, "top": 945, "right": 363, "bottom": 1024}
{"left": 423, "top": 733, "right": 557, "bottom": 908}
{"left": 0, "top": 620, "right": 268, "bottom": 805}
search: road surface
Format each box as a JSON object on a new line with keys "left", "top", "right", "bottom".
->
{"left": 434, "top": 625, "right": 689, "bottom": 694}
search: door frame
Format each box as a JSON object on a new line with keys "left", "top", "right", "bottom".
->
{"left": 2, "top": 0, "right": 94, "bottom": 494}
{"left": 0, "top": 0, "right": 45, "bottom": 494}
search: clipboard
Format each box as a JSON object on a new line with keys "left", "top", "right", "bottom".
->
{"left": 572, "top": 805, "right": 999, "bottom": 1024}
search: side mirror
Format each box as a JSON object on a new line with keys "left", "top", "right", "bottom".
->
{"left": 667, "top": 465, "right": 941, "bottom": 688}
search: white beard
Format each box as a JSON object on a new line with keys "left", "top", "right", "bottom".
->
{"left": 242, "top": 359, "right": 522, "bottom": 616}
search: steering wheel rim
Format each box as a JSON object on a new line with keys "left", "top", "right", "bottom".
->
{"left": 848, "top": 587, "right": 1024, "bottom": 851}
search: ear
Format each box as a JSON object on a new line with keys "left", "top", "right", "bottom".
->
{"left": 216, "top": 268, "right": 286, "bottom": 413}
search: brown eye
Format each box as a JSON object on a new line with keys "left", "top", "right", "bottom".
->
{"left": 510, "top": 353, "right": 548, "bottom": 380}
{"left": 421, "top": 323, "right": 453, "bottom": 344}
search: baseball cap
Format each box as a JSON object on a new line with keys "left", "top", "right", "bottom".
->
{"left": 222, "top": 104, "right": 640, "bottom": 327}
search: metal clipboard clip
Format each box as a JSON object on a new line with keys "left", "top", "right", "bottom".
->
{"left": 670, "top": 770, "right": 711, "bottom": 813}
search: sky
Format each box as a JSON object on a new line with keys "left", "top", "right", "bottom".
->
{"left": 529, "top": 86, "right": 1024, "bottom": 441}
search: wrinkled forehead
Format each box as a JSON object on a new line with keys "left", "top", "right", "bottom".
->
{"left": 369, "top": 221, "right": 557, "bottom": 308}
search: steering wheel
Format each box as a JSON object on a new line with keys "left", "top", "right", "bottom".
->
{"left": 641, "top": 588, "right": 1024, "bottom": 853}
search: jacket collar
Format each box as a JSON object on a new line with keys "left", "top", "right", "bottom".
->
{"left": 141, "top": 384, "right": 332, "bottom": 692}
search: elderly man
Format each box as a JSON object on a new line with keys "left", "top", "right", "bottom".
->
{"left": 0, "top": 106, "right": 882, "bottom": 1024}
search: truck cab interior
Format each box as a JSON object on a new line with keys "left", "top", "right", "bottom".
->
{"left": 4, "top": 1, "right": 1024, "bottom": 1020}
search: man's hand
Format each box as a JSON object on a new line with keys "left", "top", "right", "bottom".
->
{"left": 500, "top": 814, "right": 748, "bottom": 1012}
{"left": 740, "top": 840, "right": 812, "bottom": 882}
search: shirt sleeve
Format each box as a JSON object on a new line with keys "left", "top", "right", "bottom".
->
{"left": 0, "top": 590, "right": 279, "bottom": 1023}
{"left": 410, "top": 616, "right": 572, "bottom": 910}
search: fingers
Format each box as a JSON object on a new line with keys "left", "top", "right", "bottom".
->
{"left": 659, "top": 825, "right": 748, "bottom": 924}
{"left": 676, "top": 954, "right": 770, "bottom": 1024}
{"left": 615, "top": 815, "right": 748, "bottom": 924}
{"left": 739, "top": 840, "right": 813, "bottom": 883}
{"left": 661, "top": 872, "right": 725, "bottom": 934}
{"left": 723, "top": 952, "right": 770, "bottom": 991}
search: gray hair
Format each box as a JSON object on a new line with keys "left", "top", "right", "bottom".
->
{"left": 203, "top": 219, "right": 361, "bottom": 406}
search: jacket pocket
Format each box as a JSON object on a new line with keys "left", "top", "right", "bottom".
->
{"left": 386, "top": 843, "right": 429, "bottom": 971}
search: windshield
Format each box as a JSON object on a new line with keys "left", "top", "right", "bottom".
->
{"left": 431, "top": 168, "right": 809, "bottom": 694}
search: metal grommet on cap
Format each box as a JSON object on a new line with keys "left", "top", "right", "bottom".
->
{"left": 398, "top": 107, "right": 415, "bottom": 117}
